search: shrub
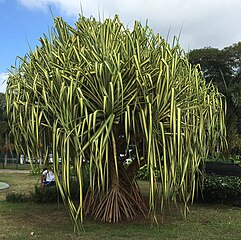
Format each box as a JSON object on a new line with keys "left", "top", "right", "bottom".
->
{"left": 207, "top": 155, "right": 241, "bottom": 164}
{"left": 136, "top": 164, "right": 161, "bottom": 181}
{"left": 31, "top": 170, "right": 89, "bottom": 203}
{"left": 200, "top": 174, "right": 241, "bottom": 206}
{"left": 6, "top": 192, "right": 29, "bottom": 203}
{"left": 136, "top": 165, "right": 149, "bottom": 180}
{"left": 31, "top": 185, "right": 59, "bottom": 203}
{"left": 70, "top": 163, "right": 90, "bottom": 198}
{"left": 31, "top": 181, "right": 83, "bottom": 204}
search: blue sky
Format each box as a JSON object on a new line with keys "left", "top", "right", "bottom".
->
{"left": 1, "top": 0, "right": 241, "bottom": 93}
{"left": 0, "top": 1, "right": 79, "bottom": 92}
{"left": 0, "top": 1, "right": 76, "bottom": 92}
{"left": 0, "top": 2, "right": 56, "bottom": 72}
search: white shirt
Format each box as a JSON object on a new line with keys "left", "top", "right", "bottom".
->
{"left": 43, "top": 169, "right": 55, "bottom": 182}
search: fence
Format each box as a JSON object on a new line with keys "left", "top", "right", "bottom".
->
{"left": 0, "top": 153, "right": 19, "bottom": 169}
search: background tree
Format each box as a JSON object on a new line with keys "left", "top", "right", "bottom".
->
{"left": 188, "top": 47, "right": 231, "bottom": 93}
{"left": 0, "top": 93, "right": 7, "bottom": 143}
{"left": 7, "top": 15, "right": 226, "bottom": 230}
{"left": 0, "top": 92, "right": 12, "bottom": 166}
{"left": 189, "top": 44, "right": 241, "bottom": 155}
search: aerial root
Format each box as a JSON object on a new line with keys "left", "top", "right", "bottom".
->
{"left": 83, "top": 181, "right": 147, "bottom": 223}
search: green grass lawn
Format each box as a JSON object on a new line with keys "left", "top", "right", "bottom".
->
{"left": 1, "top": 171, "right": 241, "bottom": 239}
{"left": 0, "top": 172, "right": 38, "bottom": 201}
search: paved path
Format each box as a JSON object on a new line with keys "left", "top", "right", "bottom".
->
{"left": 0, "top": 182, "right": 9, "bottom": 190}
{"left": 0, "top": 169, "right": 30, "bottom": 174}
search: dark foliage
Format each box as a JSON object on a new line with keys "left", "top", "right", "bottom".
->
{"left": 31, "top": 185, "right": 59, "bottom": 203}
{"left": 136, "top": 164, "right": 160, "bottom": 181}
{"left": 31, "top": 176, "right": 89, "bottom": 204}
{"left": 199, "top": 174, "right": 241, "bottom": 206}
{"left": 188, "top": 43, "right": 241, "bottom": 154}
{"left": 6, "top": 192, "right": 29, "bottom": 203}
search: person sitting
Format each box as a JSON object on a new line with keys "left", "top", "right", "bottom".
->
{"left": 41, "top": 167, "right": 55, "bottom": 188}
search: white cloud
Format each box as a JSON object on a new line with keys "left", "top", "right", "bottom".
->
{"left": 18, "top": 0, "right": 241, "bottom": 50}
{"left": 0, "top": 73, "right": 8, "bottom": 93}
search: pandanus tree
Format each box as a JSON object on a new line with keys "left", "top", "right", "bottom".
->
{"left": 6, "top": 15, "right": 226, "bottom": 230}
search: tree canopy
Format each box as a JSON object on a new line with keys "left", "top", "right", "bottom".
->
{"left": 189, "top": 43, "right": 241, "bottom": 154}
{"left": 0, "top": 93, "right": 9, "bottom": 153}
{"left": 7, "top": 15, "right": 226, "bottom": 230}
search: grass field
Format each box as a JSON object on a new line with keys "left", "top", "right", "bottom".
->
{"left": 1, "top": 171, "right": 241, "bottom": 239}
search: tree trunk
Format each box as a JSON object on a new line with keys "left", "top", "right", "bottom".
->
{"left": 84, "top": 162, "right": 147, "bottom": 222}
{"left": 84, "top": 127, "right": 147, "bottom": 223}
{"left": 4, "top": 133, "right": 7, "bottom": 167}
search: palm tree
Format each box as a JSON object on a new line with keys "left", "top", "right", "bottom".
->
{"left": 6, "top": 15, "right": 226, "bottom": 231}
